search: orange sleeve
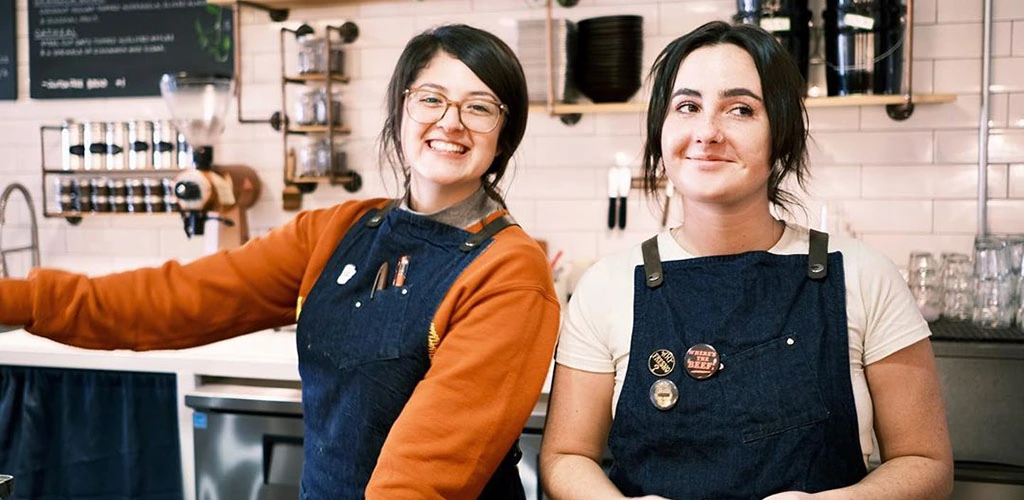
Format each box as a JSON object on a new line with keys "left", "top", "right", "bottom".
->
{"left": 365, "top": 227, "right": 560, "bottom": 499}
{"left": 0, "top": 200, "right": 381, "bottom": 350}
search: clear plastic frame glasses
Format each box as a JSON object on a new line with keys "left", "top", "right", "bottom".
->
{"left": 403, "top": 88, "right": 507, "bottom": 133}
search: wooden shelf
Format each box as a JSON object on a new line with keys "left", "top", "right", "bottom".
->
{"left": 284, "top": 73, "right": 350, "bottom": 84}
{"left": 529, "top": 102, "right": 643, "bottom": 114}
{"left": 208, "top": 0, "right": 354, "bottom": 6}
{"left": 287, "top": 125, "right": 351, "bottom": 134}
{"left": 42, "top": 169, "right": 180, "bottom": 176}
{"left": 286, "top": 174, "right": 359, "bottom": 184}
{"left": 45, "top": 211, "right": 176, "bottom": 217}
{"left": 804, "top": 93, "right": 957, "bottom": 108}
{"left": 288, "top": 176, "right": 332, "bottom": 184}
{"left": 529, "top": 94, "right": 958, "bottom": 116}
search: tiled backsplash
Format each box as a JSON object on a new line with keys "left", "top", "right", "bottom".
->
{"left": 0, "top": 0, "right": 1022, "bottom": 279}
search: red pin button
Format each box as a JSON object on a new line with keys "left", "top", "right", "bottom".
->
{"left": 684, "top": 343, "right": 720, "bottom": 380}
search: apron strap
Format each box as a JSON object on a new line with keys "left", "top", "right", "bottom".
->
{"left": 807, "top": 229, "right": 829, "bottom": 279}
{"left": 641, "top": 236, "right": 664, "bottom": 289}
{"left": 365, "top": 199, "right": 401, "bottom": 228}
{"left": 460, "top": 215, "right": 518, "bottom": 252}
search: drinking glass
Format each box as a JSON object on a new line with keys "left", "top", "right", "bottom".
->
{"left": 940, "top": 252, "right": 973, "bottom": 322}
{"left": 972, "top": 236, "right": 1014, "bottom": 328}
{"left": 907, "top": 251, "right": 941, "bottom": 321}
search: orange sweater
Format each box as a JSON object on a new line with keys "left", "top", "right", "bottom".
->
{"left": 0, "top": 198, "right": 561, "bottom": 499}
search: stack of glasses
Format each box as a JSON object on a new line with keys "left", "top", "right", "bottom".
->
{"left": 907, "top": 252, "right": 942, "bottom": 322}
{"left": 912, "top": 235, "right": 1024, "bottom": 332}
{"left": 516, "top": 19, "right": 578, "bottom": 104}
{"left": 939, "top": 253, "right": 973, "bottom": 322}
{"left": 971, "top": 236, "right": 1024, "bottom": 330}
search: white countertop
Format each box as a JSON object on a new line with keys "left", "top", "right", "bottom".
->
{"left": 0, "top": 327, "right": 301, "bottom": 500}
{"left": 0, "top": 325, "right": 550, "bottom": 500}
{"left": 0, "top": 328, "right": 301, "bottom": 381}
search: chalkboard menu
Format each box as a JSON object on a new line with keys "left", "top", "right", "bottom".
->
{"left": 0, "top": 0, "right": 15, "bottom": 100}
{"left": 28, "top": 0, "right": 234, "bottom": 99}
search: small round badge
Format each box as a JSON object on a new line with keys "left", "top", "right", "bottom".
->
{"left": 649, "top": 379, "right": 679, "bottom": 411}
{"left": 684, "top": 343, "right": 720, "bottom": 380}
{"left": 647, "top": 349, "right": 676, "bottom": 377}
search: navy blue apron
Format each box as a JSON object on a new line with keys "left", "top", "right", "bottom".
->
{"left": 296, "top": 201, "right": 525, "bottom": 499}
{"left": 607, "top": 230, "right": 867, "bottom": 499}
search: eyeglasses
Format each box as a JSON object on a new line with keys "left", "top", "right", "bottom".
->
{"left": 404, "top": 87, "right": 508, "bottom": 133}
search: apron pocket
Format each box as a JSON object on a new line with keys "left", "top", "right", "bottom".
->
{"left": 725, "top": 334, "right": 830, "bottom": 443}
{"left": 323, "top": 286, "right": 411, "bottom": 370}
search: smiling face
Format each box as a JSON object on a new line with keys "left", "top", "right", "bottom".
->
{"left": 661, "top": 43, "right": 772, "bottom": 212}
{"left": 400, "top": 51, "right": 504, "bottom": 212}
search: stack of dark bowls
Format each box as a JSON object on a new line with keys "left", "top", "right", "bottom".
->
{"left": 574, "top": 15, "right": 643, "bottom": 103}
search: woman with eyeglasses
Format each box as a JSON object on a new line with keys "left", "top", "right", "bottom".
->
{"left": 0, "top": 24, "right": 558, "bottom": 499}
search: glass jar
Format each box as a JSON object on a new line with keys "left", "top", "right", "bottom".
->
{"left": 129, "top": 195, "right": 147, "bottom": 213}
{"left": 83, "top": 121, "right": 107, "bottom": 171}
{"left": 152, "top": 120, "right": 176, "bottom": 169}
{"left": 127, "top": 120, "right": 153, "bottom": 170}
{"left": 148, "top": 195, "right": 166, "bottom": 213}
{"left": 294, "top": 87, "right": 320, "bottom": 126}
{"left": 316, "top": 87, "right": 343, "bottom": 126}
{"left": 90, "top": 194, "right": 107, "bottom": 213}
{"left": 105, "top": 121, "right": 127, "bottom": 170}
{"left": 111, "top": 195, "right": 129, "bottom": 213}
{"left": 297, "top": 35, "right": 345, "bottom": 74}
{"left": 61, "top": 120, "right": 84, "bottom": 170}
{"left": 296, "top": 135, "right": 332, "bottom": 178}
{"left": 294, "top": 86, "right": 342, "bottom": 126}
{"left": 59, "top": 193, "right": 76, "bottom": 213}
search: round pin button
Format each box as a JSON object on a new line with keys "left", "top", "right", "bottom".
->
{"left": 684, "top": 343, "right": 720, "bottom": 380}
{"left": 649, "top": 379, "right": 679, "bottom": 411}
{"left": 647, "top": 349, "right": 676, "bottom": 377}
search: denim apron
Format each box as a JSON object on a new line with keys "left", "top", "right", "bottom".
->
{"left": 296, "top": 201, "right": 525, "bottom": 499}
{"left": 607, "top": 230, "right": 867, "bottom": 499}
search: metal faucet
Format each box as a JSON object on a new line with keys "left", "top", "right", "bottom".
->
{"left": 0, "top": 183, "right": 41, "bottom": 278}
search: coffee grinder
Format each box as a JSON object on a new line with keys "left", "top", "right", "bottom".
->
{"left": 159, "top": 73, "right": 261, "bottom": 251}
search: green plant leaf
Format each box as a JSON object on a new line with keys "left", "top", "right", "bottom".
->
{"left": 195, "top": 22, "right": 209, "bottom": 49}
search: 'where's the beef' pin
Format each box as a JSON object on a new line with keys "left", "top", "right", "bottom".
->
{"left": 647, "top": 349, "right": 676, "bottom": 377}
{"left": 684, "top": 343, "right": 721, "bottom": 380}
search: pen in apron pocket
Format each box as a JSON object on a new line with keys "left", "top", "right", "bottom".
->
{"left": 370, "top": 261, "right": 388, "bottom": 299}
{"left": 393, "top": 255, "right": 410, "bottom": 287}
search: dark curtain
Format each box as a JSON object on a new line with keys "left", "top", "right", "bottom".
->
{"left": 0, "top": 366, "right": 183, "bottom": 500}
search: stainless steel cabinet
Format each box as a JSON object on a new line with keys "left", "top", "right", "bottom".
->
{"left": 933, "top": 340, "right": 1024, "bottom": 499}
{"left": 185, "top": 384, "right": 304, "bottom": 500}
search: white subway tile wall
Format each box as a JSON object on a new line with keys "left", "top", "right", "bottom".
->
{"left": 0, "top": 0, "right": 1022, "bottom": 277}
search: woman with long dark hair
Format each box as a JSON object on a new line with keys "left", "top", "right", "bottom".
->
{"left": 540, "top": 21, "right": 952, "bottom": 500}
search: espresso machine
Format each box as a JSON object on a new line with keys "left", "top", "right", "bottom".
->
{"left": 159, "top": 73, "right": 261, "bottom": 251}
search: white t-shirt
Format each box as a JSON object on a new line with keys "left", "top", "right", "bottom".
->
{"left": 556, "top": 223, "right": 931, "bottom": 462}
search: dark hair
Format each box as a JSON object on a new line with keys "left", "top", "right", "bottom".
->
{"left": 642, "top": 21, "right": 808, "bottom": 214}
{"left": 377, "top": 24, "right": 528, "bottom": 204}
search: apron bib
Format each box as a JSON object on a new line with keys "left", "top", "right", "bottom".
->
{"left": 608, "top": 230, "right": 866, "bottom": 499}
{"left": 296, "top": 201, "right": 524, "bottom": 499}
